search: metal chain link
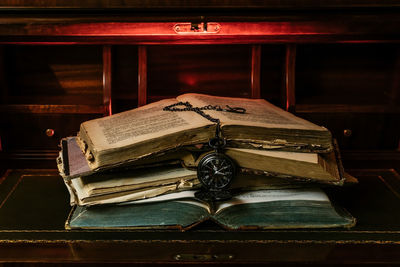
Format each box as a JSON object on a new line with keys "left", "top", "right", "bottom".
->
{"left": 163, "top": 101, "right": 246, "bottom": 150}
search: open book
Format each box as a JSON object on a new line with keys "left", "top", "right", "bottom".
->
{"left": 66, "top": 188, "right": 355, "bottom": 230}
{"left": 64, "top": 161, "right": 337, "bottom": 207}
{"left": 59, "top": 136, "right": 344, "bottom": 187}
{"left": 75, "top": 94, "right": 332, "bottom": 173}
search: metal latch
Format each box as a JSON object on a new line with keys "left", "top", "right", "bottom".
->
{"left": 174, "top": 22, "right": 221, "bottom": 34}
{"left": 174, "top": 253, "right": 234, "bottom": 261}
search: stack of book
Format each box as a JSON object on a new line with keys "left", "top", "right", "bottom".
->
{"left": 58, "top": 93, "right": 356, "bottom": 230}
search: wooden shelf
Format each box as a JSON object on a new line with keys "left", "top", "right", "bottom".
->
{"left": 2, "top": 1, "right": 400, "bottom": 10}
{"left": 0, "top": 104, "right": 105, "bottom": 114}
{"left": 295, "top": 104, "right": 400, "bottom": 113}
{"left": 0, "top": 14, "right": 399, "bottom": 44}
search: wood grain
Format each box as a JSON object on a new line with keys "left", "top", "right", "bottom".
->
{"left": 284, "top": 44, "right": 296, "bottom": 112}
{"left": 103, "top": 45, "right": 112, "bottom": 115}
{"left": 3, "top": 46, "right": 103, "bottom": 106}
{"left": 0, "top": 14, "right": 399, "bottom": 44}
{"left": 138, "top": 45, "right": 147, "bottom": 107}
{"left": 111, "top": 46, "right": 138, "bottom": 113}
{"left": 296, "top": 44, "right": 399, "bottom": 106}
{"left": 147, "top": 45, "right": 251, "bottom": 100}
{"left": 259, "top": 45, "right": 285, "bottom": 107}
{"left": 250, "top": 45, "right": 261, "bottom": 99}
{"left": 1, "top": 168, "right": 400, "bottom": 264}
{"left": 1, "top": 0, "right": 400, "bottom": 9}
{"left": 1, "top": 114, "right": 102, "bottom": 151}
{"left": 0, "top": 104, "right": 104, "bottom": 114}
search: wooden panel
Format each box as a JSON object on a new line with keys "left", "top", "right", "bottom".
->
{"left": 1, "top": 0, "right": 400, "bottom": 9}
{"left": 0, "top": 46, "right": 7, "bottom": 103}
{"left": 0, "top": 14, "right": 399, "bottom": 44}
{"left": 147, "top": 45, "right": 251, "bottom": 101}
{"left": 0, "top": 114, "right": 102, "bottom": 151}
{"left": 250, "top": 45, "right": 261, "bottom": 99}
{"left": 2, "top": 45, "right": 103, "bottom": 106}
{"left": 103, "top": 45, "right": 112, "bottom": 115}
{"left": 284, "top": 44, "right": 296, "bottom": 112}
{"left": 297, "top": 113, "right": 400, "bottom": 150}
{"left": 295, "top": 104, "right": 400, "bottom": 113}
{"left": 296, "top": 43, "right": 400, "bottom": 106}
{"left": 138, "top": 45, "right": 147, "bottom": 107}
{"left": 112, "top": 45, "right": 138, "bottom": 113}
{"left": 0, "top": 104, "right": 104, "bottom": 114}
{"left": 260, "top": 45, "right": 286, "bottom": 107}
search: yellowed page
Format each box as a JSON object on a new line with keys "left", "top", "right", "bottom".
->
{"left": 83, "top": 184, "right": 180, "bottom": 206}
{"left": 122, "top": 190, "right": 197, "bottom": 205}
{"left": 178, "top": 93, "right": 325, "bottom": 131}
{"left": 80, "top": 98, "right": 213, "bottom": 152}
{"left": 83, "top": 167, "right": 197, "bottom": 194}
{"left": 227, "top": 148, "right": 318, "bottom": 163}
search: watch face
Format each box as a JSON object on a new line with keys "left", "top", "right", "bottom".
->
{"left": 197, "top": 152, "right": 236, "bottom": 191}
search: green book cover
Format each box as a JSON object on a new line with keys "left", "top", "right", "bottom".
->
{"left": 66, "top": 188, "right": 355, "bottom": 231}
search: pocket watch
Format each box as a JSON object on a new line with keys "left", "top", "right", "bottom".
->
{"left": 162, "top": 101, "right": 245, "bottom": 201}
{"left": 195, "top": 137, "right": 236, "bottom": 201}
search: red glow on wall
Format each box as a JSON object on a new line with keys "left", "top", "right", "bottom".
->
{"left": 179, "top": 74, "right": 198, "bottom": 87}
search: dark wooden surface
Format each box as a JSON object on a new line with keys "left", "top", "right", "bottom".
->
{"left": 0, "top": 166, "right": 400, "bottom": 264}
{"left": 0, "top": 4, "right": 399, "bottom": 265}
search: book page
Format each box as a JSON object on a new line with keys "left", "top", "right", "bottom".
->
{"left": 178, "top": 93, "right": 325, "bottom": 130}
{"left": 227, "top": 148, "right": 318, "bottom": 164}
{"left": 82, "top": 184, "right": 181, "bottom": 206}
{"left": 215, "top": 188, "right": 329, "bottom": 214}
{"left": 82, "top": 166, "right": 197, "bottom": 194}
{"left": 120, "top": 190, "right": 198, "bottom": 205}
{"left": 81, "top": 98, "right": 213, "bottom": 151}
{"left": 122, "top": 190, "right": 210, "bottom": 213}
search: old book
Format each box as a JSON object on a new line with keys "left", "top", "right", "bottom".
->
{"left": 64, "top": 163, "right": 322, "bottom": 207}
{"left": 74, "top": 93, "right": 332, "bottom": 174}
{"left": 187, "top": 147, "right": 343, "bottom": 185}
{"left": 59, "top": 136, "right": 344, "bottom": 188}
{"left": 64, "top": 165, "right": 199, "bottom": 206}
{"left": 65, "top": 188, "right": 355, "bottom": 230}
{"left": 57, "top": 136, "right": 195, "bottom": 178}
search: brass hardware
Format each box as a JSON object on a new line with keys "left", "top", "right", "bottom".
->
{"left": 45, "top": 128, "right": 55, "bottom": 137}
{"left": 343, "top": 129, "right": 352, "bottom": 137}
{"left": 173, "top": 22, "right": 221, "bottom": 34}
{"left": 174, "top": 254, "right": 234, "bottom": 261}
{"left": 191, "top": 22, "right": 200, "bottom": 31}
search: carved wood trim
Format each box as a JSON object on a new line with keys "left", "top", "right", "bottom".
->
{"left": 284, "top": 44, "right": 296, "bottom": 112}
{"left": 138, "top": 45, "right": 147, "bottom": 107}
{"left": 103, "top": 45, "right": 112, "bottom": 116}
{"left": 251, "top": 45, "right": 261, "bottom": 99}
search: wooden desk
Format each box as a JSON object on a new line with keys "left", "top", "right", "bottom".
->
{"left": 0, "top": 2, "right": 399, "bottom": 264}
{"left": 0, "top": 161, "right": 399, "bottom": 264}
